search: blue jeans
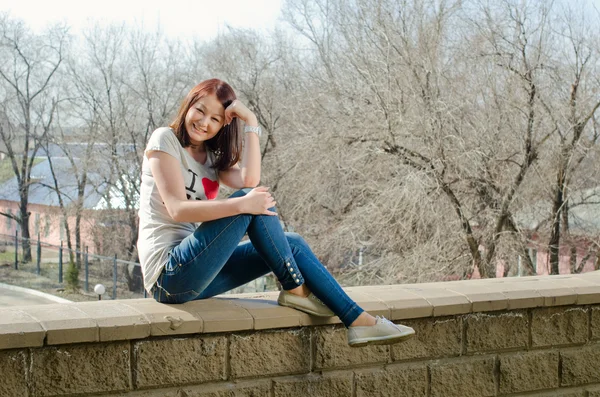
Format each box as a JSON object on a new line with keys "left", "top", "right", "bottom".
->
{"left": 151, "top": 188, "right": 364, "bottom": 327}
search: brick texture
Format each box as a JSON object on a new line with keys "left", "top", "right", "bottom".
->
{"left": 498, "top": 351, "right": 559, "bottom": 394}
{"left": 355, "top": 364, "right": 428, "bottom": 397}
{"left": 590, "top": 306, "right": 600, "bottom": 341}
{"left": 314, "top": 325, "right": 388, "bottom": 370}
{"left": 98, "top": 381, "right": 271, "bottom": 397}
{"left": 531, "top": 307, "right": 588, "bottom": 347}
{"left": 465, "top": 311, "right": 528, "bottom": 352}
{"left": 392, "top": 317, "right": 461, "bottom": 361}
{"left": 6, "top": 283, "right": 600, "bottom": 397}
{"left": 273, "top": 373, "right": 353, "bottom": 397}
{"left": 30, "top": 342, "right": 131, "bottom": 396}
{"left": 510, "top": 391, "right": 585, "bottom": 397}
{"left": 229, "top": 329, "right": 310, "bottom": 378}
{"left": 181, "top": 381, "right": 271, "bottom": 397}
{"left": 430, "top": 356, "right": 496, "bottom": 397}
{"left": 561, "top": 345, "right": 600, "bottom": 386}
{"left": 134, "top": 336, "right": 226, "bottom": 388}
{"left": 0, "top": 349, "right": 28, "bottom": 397}
{"left": 588, "top": 385, "right": 600, "bottom": 397}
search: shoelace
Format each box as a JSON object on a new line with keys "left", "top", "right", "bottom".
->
{"left": 376, "top": 316, "right": 401, "bottom": 330}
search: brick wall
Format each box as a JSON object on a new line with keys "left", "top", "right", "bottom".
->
{"left": 3, "top": 273, "right": 600, "bottom": 396}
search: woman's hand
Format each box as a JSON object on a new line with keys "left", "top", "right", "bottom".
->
{"left": 224, "top": 100, "right": 258, "bottom": 126}
{"left": 240, "top": 187, "right": 277, "bottom": 215}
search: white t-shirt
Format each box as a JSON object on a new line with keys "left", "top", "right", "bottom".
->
{"left": 137, "top": 127, "right": 220, "bottom": 292}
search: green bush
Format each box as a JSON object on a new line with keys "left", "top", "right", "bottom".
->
{"left": 65, "top": 261, "right": 79, "bottom": 291}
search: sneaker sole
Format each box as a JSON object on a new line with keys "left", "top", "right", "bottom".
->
{"left": 277, "top": 300, "right": 335, "bottom": 317}
{"left": 348, "top": 330, "right": 415, "bottom": 348}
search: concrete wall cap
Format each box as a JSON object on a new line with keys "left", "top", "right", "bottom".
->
{"left": 1, "top": 272, "right": 600, "bottom": 350}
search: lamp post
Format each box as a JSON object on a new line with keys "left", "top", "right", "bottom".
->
{"left": 94, "top": 284, "right": 106, "bottom": 301}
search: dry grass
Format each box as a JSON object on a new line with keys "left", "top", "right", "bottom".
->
{"left": 0, "top": 157, "right": 44, "bottom": 184}
{"left": 0, "top": 264, "right": 97, "bottom": 302}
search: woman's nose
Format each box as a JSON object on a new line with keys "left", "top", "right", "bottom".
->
{"left": 198, "top": 115, "right": 209, "bottom": 126}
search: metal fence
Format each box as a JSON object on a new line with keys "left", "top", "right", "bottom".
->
{"left": 0, "top": 231, "right": 146, "bottom": 300}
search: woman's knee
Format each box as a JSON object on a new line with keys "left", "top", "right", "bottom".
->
{"left": 230, "top": 188, "right": 280, "bottom": 214}
{"left": 285, "top": 232, "right": 307, "bottom": 249}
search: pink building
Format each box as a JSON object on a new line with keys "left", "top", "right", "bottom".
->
{"left": 0, "top": 199, "right": 97, "bottom": 252}
{"left": 471, "top": 186, "right": 600, "bottom": 279}
{"left": 469, "top": 239, "right": 598, "bottom": 279}
{"left": 0, "top": 145, "right": 136, "bottom": 255}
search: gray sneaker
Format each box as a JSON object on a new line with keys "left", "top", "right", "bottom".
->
{"left": 347, "top": 316, "right": 415, "bottom": 347}
{"left": 277, "top": 290, "right": 335, "bottom": 317}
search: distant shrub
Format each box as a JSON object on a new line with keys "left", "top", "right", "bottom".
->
{"left": 66, "top": 261, "right": 79, "bottom": 291}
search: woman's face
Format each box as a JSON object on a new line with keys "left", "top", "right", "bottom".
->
{"left": 184, "top": 93, "right": 225, "bottom": 145}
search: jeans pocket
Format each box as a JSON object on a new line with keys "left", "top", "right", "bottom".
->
{"left": 165, "top": 251, "right": 185, "bottom": 276}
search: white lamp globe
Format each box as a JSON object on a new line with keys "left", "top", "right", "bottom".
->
{"left": 94, "top": 284, "right": 106, "bottom": 295}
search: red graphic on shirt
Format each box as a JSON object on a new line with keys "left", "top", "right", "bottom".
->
{"left": 202, "top": 177, "right": 219, "bottom": 200}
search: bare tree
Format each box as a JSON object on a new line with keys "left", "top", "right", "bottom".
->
{"left": 540, "top": 4, "right": 600, "bottom": 274}
{"left": 0, "top": 14, "right": 68, "bottom": 261}
{"left": 113, "top": 26, "right": 190, "bottom": 289}
{"left": 276, "top": 0, "right": 600, "bottom": 282}
{"left": 123, "top": 26, "right": 189, "bottom": 258}
{"left": 65, "top": 23, "right": 141, "bottom": 290}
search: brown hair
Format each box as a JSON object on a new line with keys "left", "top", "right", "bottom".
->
{"left": 170, "top": 79, "right": 241, "bottom": 171}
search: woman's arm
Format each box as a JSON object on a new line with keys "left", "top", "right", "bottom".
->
{"left": 218, "top": 101, "right": 261, "bottom": 189}
{"left": 148, "top": 150, "right": 276, "bottom": 223}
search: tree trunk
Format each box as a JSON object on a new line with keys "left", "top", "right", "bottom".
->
{"left": 64, "top": 219, "right": 74, "bottom": 265}
{"left": 125, "top": 210, "right": 142, "bottom": 292}
{"left": 569, "top": 245, "right": 577, "bottom": 274}
{"left": 75, "top": 212, "right": 82, "bottom": 268}
{"left": 124, "top": 265, "right": 144, "bottom": 293}
{"left": 548, "top": 167, "right": 565, "bottom": 275}
{"left": 19, "top": 198, "right": 32, "bottom": 262}
{"left": 439, "top": 182, "right": 487, "bottom": 277}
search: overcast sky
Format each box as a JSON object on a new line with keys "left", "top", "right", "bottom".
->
{"left": 2, "top": 0, "right": 282, "bottom": 39}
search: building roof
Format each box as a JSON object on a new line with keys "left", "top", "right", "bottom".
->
{"left": 31, "top": 142, "right": 136, "bottom": 159}
{"left": 0, "top": 154, "right": 136, "bottom": 210}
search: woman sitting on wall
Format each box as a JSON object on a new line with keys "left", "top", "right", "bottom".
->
{"left": 137, "top": 78, "right": 415, "bottom": 347}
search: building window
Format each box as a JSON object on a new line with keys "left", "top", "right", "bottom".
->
{"left": 44, "top": 215, "right": 51, "bottom": 238}
{"left": 60, "top": 217, "right": 66, "bottom": 241}
{"left": 34, "top": 213, "right": 40, "bottom": 236}
{"left": 6, "top": 209, "right": 12, "bottom": 230}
